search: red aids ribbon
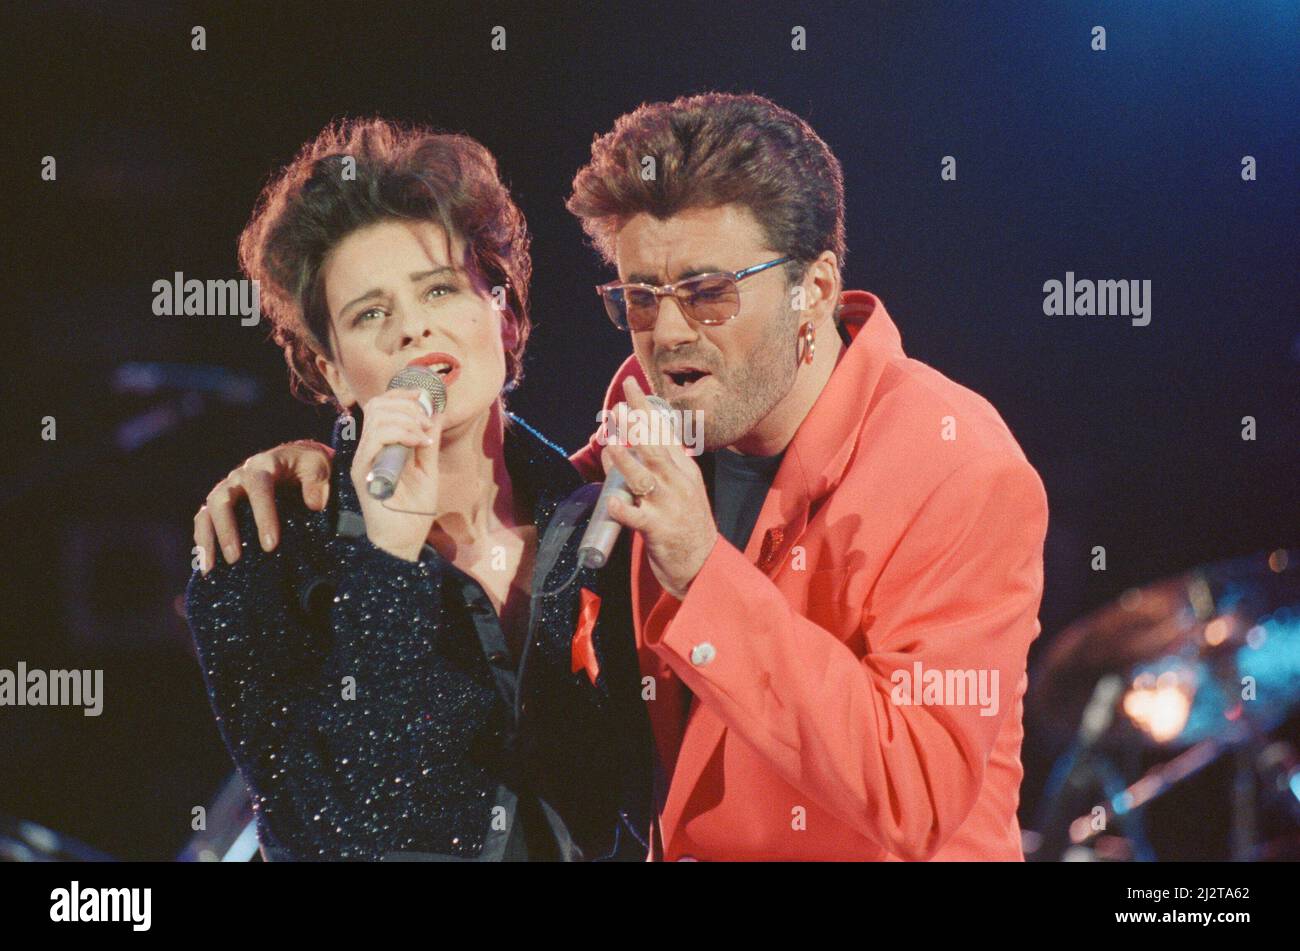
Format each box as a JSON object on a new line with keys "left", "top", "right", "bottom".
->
{"left": 571, "top": 587, "right": 603, "bottom": 685}
{"left": 758, "top": 527, "right": 784, "bottom": 571}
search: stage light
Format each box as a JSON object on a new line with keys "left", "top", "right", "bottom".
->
{"left": 1123, "top": 668, "right": 1194, "bottom": 743}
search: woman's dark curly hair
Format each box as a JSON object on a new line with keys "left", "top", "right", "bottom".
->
{"left": 238, "top": 116, "right": 532, "bottom": 411}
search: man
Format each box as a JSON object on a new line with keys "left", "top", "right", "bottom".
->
{"left": 195, "top": 92, "right": 1048, "bottom": 860}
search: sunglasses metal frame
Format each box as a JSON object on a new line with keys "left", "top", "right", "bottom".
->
{"left": 595, "top": 255, "right": 793, "bottom": 331}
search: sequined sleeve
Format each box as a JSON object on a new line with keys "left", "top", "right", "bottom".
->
{"left": 185, "top": 493, "right": 498, "bottom": 860}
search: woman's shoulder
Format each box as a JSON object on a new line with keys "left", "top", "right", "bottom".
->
{"left": 237, "top": 485, "right": 331, "bottom": 560}
{"left": 187, "top": 486, "right": 333, "bottom": 606}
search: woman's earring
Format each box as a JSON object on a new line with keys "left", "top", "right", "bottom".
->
{"left": 800, "top": 320, "right": 816, "bottom": 364}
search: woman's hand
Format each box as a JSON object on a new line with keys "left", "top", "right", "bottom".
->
{"left": 352, "top": 389, "right": 444, "bottom": 562}
{"left": 194, "top": 440, "right": 334, "bottom": 574}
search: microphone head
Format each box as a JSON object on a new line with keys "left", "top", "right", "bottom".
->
{"left": 645, "top": 394, "right": 679, "bottom": 439}
{"left": 387, "top": 365, "right": 447, "bottom": 413}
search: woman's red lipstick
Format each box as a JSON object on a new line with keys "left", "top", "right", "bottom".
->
{"left": 408, "top": 352, "right": 461, "bottom": 388}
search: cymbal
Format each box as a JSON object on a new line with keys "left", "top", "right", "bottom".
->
{"left": 0, "top": 815, "right": 115, "bottom": 862}
{"left": 1029, "top": 549, "right": 1300, "bottom": 747}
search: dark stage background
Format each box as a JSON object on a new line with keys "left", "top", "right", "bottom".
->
{"left": 3, "top": 1, "right": 1297, "bottom": 859}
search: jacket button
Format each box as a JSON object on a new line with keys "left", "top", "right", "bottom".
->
{"left": 689, "top": 643, "right": 716, "bottom": 666}
{"left": 487, "top": 650, "right": 509, "bottom": 668}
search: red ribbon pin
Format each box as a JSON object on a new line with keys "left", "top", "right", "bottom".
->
{"left": 571, "top": 587, "right": 603, "bottom": 685}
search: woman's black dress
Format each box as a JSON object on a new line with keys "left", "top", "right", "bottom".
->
{"left": 185, "top": 412, "right": 653, "bottom": 861}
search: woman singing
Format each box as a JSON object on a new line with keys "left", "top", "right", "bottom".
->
{"left": 185, "top": 118, "right": 652, "bottom": 861}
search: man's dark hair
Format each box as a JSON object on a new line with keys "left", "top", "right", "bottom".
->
{"left": 566, "top": 92, "right": 846, "bottom": 287}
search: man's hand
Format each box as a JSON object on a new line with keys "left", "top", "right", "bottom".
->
{"left": 193, "top": 440, "right": 335, "bottom": 574}
{"left": 600, "top": 376, "right": 719, "bottom": 599}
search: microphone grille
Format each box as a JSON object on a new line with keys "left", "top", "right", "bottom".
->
{"left": 645, "top": 394, "right": 680, "bottom": 438}
{"left": 388, "top": 365, "right": 447, "bottom": 413}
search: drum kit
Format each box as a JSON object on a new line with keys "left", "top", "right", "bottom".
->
{"left": 4, "top": 549, "right": 1297, "bottom": 862}
{"left": 0, "top": 815, "right": 115, "bottom": 862}
{"left": 1026, "top": 548, "right": 1300, "bottom": 861}
{"left": 0, "top": 772, "right": 258, "bottom": 862}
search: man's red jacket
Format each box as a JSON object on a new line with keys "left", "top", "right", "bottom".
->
{"left": 568, "top": 290, "right": 1049, "bottom": 860}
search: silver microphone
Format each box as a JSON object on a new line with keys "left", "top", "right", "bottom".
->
{"left": 578, "top": 395, "right": 678, "bottom": 569}
{"left": 365, "top": 366, "right": 447, "bottom": 500}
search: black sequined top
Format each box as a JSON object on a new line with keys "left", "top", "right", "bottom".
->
{"left": 185, "top": 412, "right": 653, "bottom": 861}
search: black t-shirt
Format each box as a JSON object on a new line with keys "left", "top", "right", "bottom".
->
{"left": 711, "top": 447, "right": 786, "bottom": 552}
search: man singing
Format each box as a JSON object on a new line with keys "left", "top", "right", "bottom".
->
{"left": 196, "top": 92, "right": 1049, "bottom": 861}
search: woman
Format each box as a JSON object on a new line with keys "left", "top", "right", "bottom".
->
{"left": 185, "top": 117, "right": 651, "bottom": 861}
